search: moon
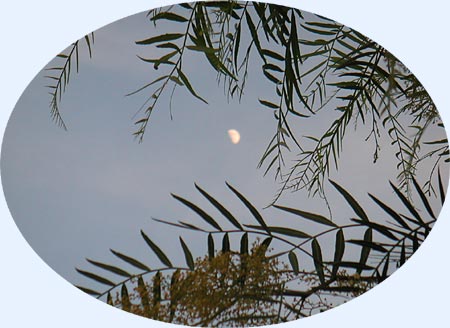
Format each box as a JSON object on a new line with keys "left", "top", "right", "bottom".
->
{"left": 227, "top": 129, "right": 241, "bottom": 144}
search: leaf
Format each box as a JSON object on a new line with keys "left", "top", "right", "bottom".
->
{"left": 222, "top": 233, "right": 230, "bottom": 252}
{"left": 259, "top": 99, "right": 279, "bottom": 109}
{"left": 368, "top": 194, "right": 410, "bottom": 230}
{"left": 76, "top": 286, "right": 100, "bottom": 296}
{"left": 337, "top": 261, "right": 374, "bottom": 271}
{"left": 140, "top": 230, "right": 173, "bottom": 267}
{"left": 347, "top": 240, "right": 387, "bottom": 253}
{"left": 186, "top": 45, "right": 219, "bottom": 53}
{"left": 267, "top": 226, "right": 310, "bottom": 239}
{"left": 194, "top": 184, "right": 243, "bottom": 230}
{"left": 150, "top": 12, "right": 188, "bottom": 22}
{"left": 389, "top": 182, "right": 425, "bottom": 226}
{"left": 208, "top": 233, "right": 215, "bottom": 259}
{"left": 381, "top": 254, "right": 390, "bottom": 281}
{"left": 177, "top": 68, "right": 208, "bottom": 104}
{"left": 75, "top": 269, "right": 115, "bottom": 287}
{"left": 171, "top": 193, "right": 222, "bottom": 231}
{"left": 412, "top": 177, "right": 436, "bottom": 219}
{"left": 358, "top": 228, "right": 372, "bottom": 274}
{"left": 121, "top": 284, "right": 131, "bottom": 311}
{"left": 400, "top": 240, "right": 406, "bottom": 266}
{"left": 107, "top": 292, "right": 113, "bottom": 305}
{"left": 179, "top": 237, "right": 194, "bottom": 270}
{"left": 351, "top": 219, "right": 398, "bottom": 241}
{"left": 330, "top": 180, "right": 369, "bottom": 222}
{"left": 86, "top": 259, "right": 132, "bottom": 278}
{"left": 332, "top": 229, "right": 345, "bottom": 276}
{"left": 137, "top": 276, "right": 150, "bottom": 312}
{"left": 438, "top": 168, "right": 446, "bottom": 206}
{"left": 226, "top": 182, "right": 270, "bottom": 234}
{"left": 240, "top": 232, "right": 248, "bottom": 255}
{"left": 153, "top": 271, "right": 162, "bottom": 304}
{"left": 312, "top": 239, "right": 325, "bottom": 284}
{"left": 136, "top": 33, "right": 184, "bottom": 45}
{"left": 288, "top": 251, "right": 299, "bottom": 275}
{"left": 110, "top": 249, "right": 150, "bottom": 272}
{"left": 273, "top": 205, "right": 337, "bottom": 227}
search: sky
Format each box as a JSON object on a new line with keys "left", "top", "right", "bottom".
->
{"left": 1, "top": 1, "right": 449, "bottom": 327}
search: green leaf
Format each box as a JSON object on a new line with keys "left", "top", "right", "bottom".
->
{"left": 177, "top": 68, "right": 208, "bottom": 104}
{"left": 438, "top": 168, "right": 446, "bottom": 206}
{"left": 137, "top": 276, "right": 150, "bottom": 312}
{"left": 75, "top": 269, "right": 115, "bottom": 286}
{"left": 351, "top": 219, "right": 398, "bottom": 241}
{"left": 412, "top": 177, "right": 436, "bottom": 219}
{"left": 338, "top": 261, "right": 374, "bottom": 271}
{"left": 240, "top": 232, "right": 248, "bottom": 255}
{"left": 150, "top": 12, "right": 188, "bottom": 22}
{"left": 330, "top": 180, "right": 369, "bottom": 222}
{"left": 140, "top": 230, "right": 173, "bottom": 267}
{"left": 222, "top": 233, "right": 230, "bottom": 252}
{"left": 179, "top": 237, "right": 194, "bottom": 270}
{"left": 267, "top": 226, "right": 310, "bottom": 239}
{"left": 368, "top": 194, "right": 410, "bottom": 230}
{"left": 358, "top": 228, "right": 372, "bottom": 274}
{"left": 110, "top": 249, "right": 150, "bottom": 272}
{"left": 171, "top": 193, "right": 222, "bottom": 231}
{"left": 153, "top": 271, "right": 162, "bottom": 304}
{"left": 86, "top": 259, "right": 132, "bottom": 278}
{"left": 121, "top": 284, "right": 131, "bottom": 311}
{"left": 136, "top": 33, "right": 184, "bottom": 45}
{"left": 259, "top": 99, "right": 279, "bottom": 109}
{"left": 195, "top": 184, "right": 243, "bottom": 230}
{"left": 226, "top": 182, "right": 270, "bottom": 234}
{"left": 400, "top": 240, "right": 406, "bottom": 266}
{"left": 389, "top": 182, "right": 425, "bottom": 226}
{"left": 332, "top": 229, "right": 345, "bottom": 276}
{"left": 312, "top": 239, "right": 325, "bottom": 284}
{"left": 381, "top": 254, "right": 390, "bottom": 281}
{"left": 208, "top": 233, "right": 215, "bottom": 259}
{"left": 273, "top": 205, "right": 337, "bottom": 227}
{"left": 288, "top": 251, "right": 299, "bottom": 275}
{"left": 186, "top": 45, "right": 219, "bottom": 53}
{"left": 347, "top": 240, "right": 387, "bottom": 253}
{"left": 262, "top": 49, "right": 284, "bottom": 61}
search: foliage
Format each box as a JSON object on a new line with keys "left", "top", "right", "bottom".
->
{"left": 46, "top": 1, "right": 447, "bottom": 203}
{"left": 76, "top": 175, "right": 443, "bottom": 326}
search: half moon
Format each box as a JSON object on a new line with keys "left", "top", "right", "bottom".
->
{"left": 228, "top": 129, "right": 241, "bottom": 144}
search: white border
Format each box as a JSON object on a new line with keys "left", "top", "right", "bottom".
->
{"left": 1, "top": 1, "right": 448, "bottom": 327}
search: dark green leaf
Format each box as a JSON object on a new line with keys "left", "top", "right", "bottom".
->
{"left": 121, "top": 284, "right": 131, "bottom": 311}
{"left": 153, "top": 271, "right": 161, "bottom": 304}
{"left": 240, "top": 232, "right": 248, "bottom": 255}
{"left": 226, "top": 182, "right": 270, "bottom": 234}
{"left": 171, "top": 193, "right": 222, "bottom": 231}
{"left": 110, "top": 249, "right": 150, "bottom": 272}
{"left": 312, "top": 239, "right": 325, "bottom": 284}
{"left": 288, "top": 251, "right": 299, "bottom": 275}
{"left": 267, "top": 226, "right": 311, "bottom": 239}
{"left": 140, "top": 230, "right": 173, "bottom": 267}
{"left": 400, "top": 240, "right": 406, "bottom": 266}
{"left": 273, "top": 205, "right": 337, "bottom": 227}
{"left": 412, "top": 178, "right": 436, "bottom": 219}
{"left": 259, "top": 99, "right": 279, "bottom": 109}
{"left": 137, "top": 276, "right": 150, "bottom": 312}
{"left": 358, "top": 228, "right": 372, "bottom": 274}
{"left": 86, "top": 259, "right": 132, "bottom": 278}
{"left": 389, "top": 182, "right": 425, "bottom": 226}
{"left": 195, "top": 184, "right": 242, "bottom": 230}
{"left": 75, "top": 269, "right": 115, "bottom": 286}
{"left": 438, "top": 168, "right": 446, "bottom": 206}
{"left": 222, "top": 233, "right": 230, "bottom": 252}
{"left": 208, "top": 233, "right": 215, "bottom": 259}
{"left": 330, "top": 180, "right": 369, "bottom": 221}
{"left": 136, "top": 33, "right": 184, "bottom": 45}
{"left": 368, "top": 194, "right": 410, "bottom": 230}
{"left": 150, "top": 12, "right": 188, "bottom": 22}
{"left": 186, "top": 45, "right": 219, "bottom": 53}
{"left": 177, "top": 68, "right": 208, "bottom": 104}
{"left": 179, "top": 237, "right": 194, "bottom": 270}
{"left": 332, "top": 229, "right": 345, "bottom": 276}
{"left": 347, "top": 240, "right": 387, "bottom": 253}
{"left": 351, "top": 219, "right": 398, "bottom": 241}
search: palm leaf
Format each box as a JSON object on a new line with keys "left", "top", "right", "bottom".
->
{"left": 140, "top": 230, "right": 173, "bottom": 267}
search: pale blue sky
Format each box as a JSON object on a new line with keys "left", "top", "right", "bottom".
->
{"left": 1, "top": 4, "right": 447, "bottom": 304}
